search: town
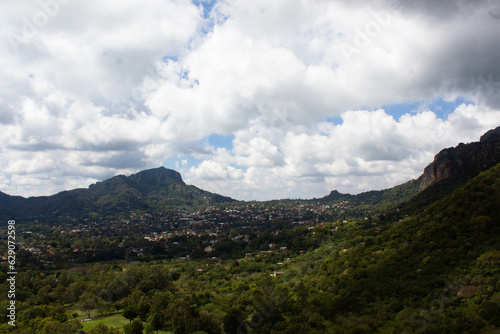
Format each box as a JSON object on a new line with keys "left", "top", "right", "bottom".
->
{"left": 1, "top": 199, "right": 379, "bottom": 270}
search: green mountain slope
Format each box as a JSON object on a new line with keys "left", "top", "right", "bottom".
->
{"left": 320, "top": 179, "right": 420, "bottom": 211}
{"left": 0, "top": 167, "right": 234, "bottom": 219}
{"left": 319, "top": 126, "right": 500, "bottom": 218}
{"left": 291, "top": 163, "right": 500, "bottom": 332}
{"left": 394, "top": 126, "right": 500, "bottom": 217}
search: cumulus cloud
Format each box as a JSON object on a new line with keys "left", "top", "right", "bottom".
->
{"left": 185, "top": 104, "right": 500, "bottom": 200}
{"left": 0, "top": 0, "right": 499, "bottom": 199}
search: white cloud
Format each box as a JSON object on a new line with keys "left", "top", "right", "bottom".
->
{"left": 188, "top": 148, "right": 243, "bottom": 181}
{"left": 185, "top": 105, "right": 500, "bottom": 200}
{"left": 0, "top": 0, "right": 499, "bottom": 199}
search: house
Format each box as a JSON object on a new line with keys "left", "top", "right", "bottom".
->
{"left": 270, "top": 271, "right": 285, "bottom": 277}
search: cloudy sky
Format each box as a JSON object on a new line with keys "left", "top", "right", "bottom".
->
{"left": 1, "top": 0, "right": 499, "bottom": 201}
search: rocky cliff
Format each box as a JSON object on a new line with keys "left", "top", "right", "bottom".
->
{"left": 418, "top": 126, "right": 500, "bottom": 190}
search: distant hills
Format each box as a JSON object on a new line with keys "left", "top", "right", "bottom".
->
{"left": 1, "top": 126, "right": 499, "bottom": 220}
{"left": 296, "top": 152, "right": 500, "bottom": 333}
{"left": 319, "top": 126, "right": 500, "bottom": 212}
{"left": 0, "top": 167, "right": 234, "bottom": 219}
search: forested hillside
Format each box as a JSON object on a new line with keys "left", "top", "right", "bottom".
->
{"left": 1, "top": 163, "right": 499, "bottom": 333}
{"left": 0, "top": 168, "right": 234, "bottom": 219}
{"left": 294, "top": 163, "right": 500, "bottom": 332}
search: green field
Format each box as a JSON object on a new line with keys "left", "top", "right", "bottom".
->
{"left": 80, "top": 313, "right": 128, "bottom": 331}
{"left": 75, "top": 312, "right": 173, "bottom": 333}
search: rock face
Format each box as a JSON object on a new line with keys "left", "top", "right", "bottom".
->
{"left": 322, "top": 190, "right": 349, "bottom": 201}
{"left": 419, "top": 126, "right": 500, "bottom": 190}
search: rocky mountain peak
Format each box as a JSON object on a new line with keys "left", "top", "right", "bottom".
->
{"left": 480, "top": 126, "right": 500, "bottom": 142}
{"left": 419, "top": 126, "right": 500, "bottom": 190}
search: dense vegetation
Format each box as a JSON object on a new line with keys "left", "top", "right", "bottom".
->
{"left": 1, "top": 162, "right": 499, "bottom": 333}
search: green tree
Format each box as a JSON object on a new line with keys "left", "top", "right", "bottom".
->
{"left": 42, "top": 319, "right": 83, "bottom": 334}
{"left": 198, "top": 311, "right": 222, "bottom": 334}
{"left": 479, "top": 301, "right": 500, "bottom": 326}
{"left": 123, "top": 305, "right": 139, "bottom": 323}
{"left": 77, "top": 292, "right": 102, "bottom": 318}
{"left": 137, "top": 296, "right": 151, "bottom": 321}
{"left": 69, "top": 279, "right": 87, "bottom": 304}
{"left": 87, "top": 323, "right": 121, "bottom": 334}
{"left": 149, "top": 313, "right": 163, "bottom": 334}
{"left": 223, "top": 308, "right": 247, "bottom": 334}
{"left": 123, "top": 319, "right": 143, "bottom": 334}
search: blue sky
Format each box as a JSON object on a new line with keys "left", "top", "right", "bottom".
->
{"left": 207, "top": 134, "right": 234, "bottom": 150}
{"left": 381, "top": 99, "right": 461, "bottom": 120}
{"left": 192, "top": 0, "right": 217, "bottom": 18}
{"left": 167, "top": 97, "right": 477, "bottom": 175}
{"left": 164, "top": 134, "right": 233, "bottom": 171}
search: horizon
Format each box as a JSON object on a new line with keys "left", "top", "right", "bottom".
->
{"left": 0, "top": 163, "right": 407, "bottom": 202}
{"left": 1, "top": 0, "right": 500, "bottom": 201}
{"left": 2, "top": 120, "right": 495, "bottom": 203}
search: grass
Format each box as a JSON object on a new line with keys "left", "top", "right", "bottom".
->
{"left": 67, "top": 310, "right": 174, "bottom": 333}
{"left": 80, "top": 313, "right": 129, "bottom": 331}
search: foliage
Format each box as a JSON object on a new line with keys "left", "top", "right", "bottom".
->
{"left": 1, "top": 164, "right": 500, "bottom": 333}
{"left": 86, "top": 323, "right": 120, "bottom": 334}
{"left": 0, "top": 167, "right": 234, "bottom": 220}
{"left": 123, "top": 319, "right": 143, "bottom": 334}
{"left": 77, "top": 292, "right": 104, "bottom": 318}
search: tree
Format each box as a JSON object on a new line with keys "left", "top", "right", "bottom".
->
{"left": 42, "top": 319, "right": 83, "bottom": 334}
{"left": 165, "top": 299, "right": 191, "bottom": 334}
{"left": 470, "top": 215, "right": 493, "bottom": 231}
{"left": 68, "top": 279, "right": 87, "bottom": 304}
{"left": 479, "top": 301, "right": 500, "bottom": 326}
{"left": 223, "top": 308, "right": 247, "bottom": 334}
{"left": 198, "top": 311, "right": 222, "bottom": 334}
{"left": 149, "top": 313, "right": 163, "bottom": 334}
{"left": 123, "top": 305, "right": 139, "bottom": 323}
{"left": 137, "top": 296, "right": 151, "bottom": 321}
{"left": 123, "top": 319, "right": 143, "bottom": 334}
{"left": 87, "top": 323, "right": 121, "bottom": 334}
{"left": 76, "top": 292, "right": 102, "bottom": 318}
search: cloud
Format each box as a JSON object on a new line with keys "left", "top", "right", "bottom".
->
{"left": 185, "top": 104, "right": 500, "bottom": 200}
{"left": 148, "top": 0, "right": 500, "bottom": 137}
{"left": 0, "top": 0, "right": 499, "bottom": 199}
{"left": 187, "top": 148, "right": 244, "bottom": 181}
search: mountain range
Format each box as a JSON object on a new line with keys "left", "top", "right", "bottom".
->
{"left": 2, "top": 127, "right": 500, "bottom": 333}
{"left": 0, "top": 167, "right": 234, "bottom": 219}
{"left": 0, "top": 126, "right": 499, "bottom": 220}
{"left": 319, "top": 126, "right": 500, "bottom": 212}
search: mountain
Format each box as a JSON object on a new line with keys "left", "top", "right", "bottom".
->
{"left": 0, "top": 167, "right": 234, "bottom": 219}
{"left": 319, "top": 126, "right": 500, "bottom": 214}
{"left": 399, "top": 126, "right": 500, "bottom": 215}
{"left": 293, "top": 162, "right": 500, "bottom": 333}
{"left": 85, "top": 167, "right": 234, "bottom": 211}
{"left": 2, "top": 126, "right": 499, "bottom": 220}
{"left": 320, "top": 179, "right": 420, "bottom": 210}
{"left": 419, "top": 126, "right": 500, "bottom": 190}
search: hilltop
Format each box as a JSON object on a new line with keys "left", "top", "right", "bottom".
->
{"left": 0, "top": 167, "right": 234, "bottom": 219}
{"left": 1, "top": 128, "right": 500, "bottom": 333}
{"left": 318, "top": 126, "right": 500, "bottom": 215}
{"left": 1, "top": 126, "right": 499, "bottom": 222}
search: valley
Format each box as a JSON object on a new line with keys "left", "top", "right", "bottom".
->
{"left": 0, "top": 127, "right": 499, "bottom": 333}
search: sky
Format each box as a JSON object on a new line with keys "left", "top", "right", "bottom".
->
{"left": 0, "top": 0, "right": 500, "bottom": 201}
